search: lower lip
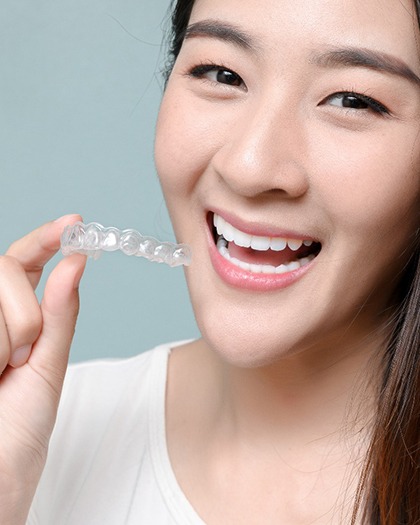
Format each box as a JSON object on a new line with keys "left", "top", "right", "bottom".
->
{"left": 208, "top": 231, "right": 316, "bottom": 292}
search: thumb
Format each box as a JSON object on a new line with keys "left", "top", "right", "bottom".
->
{"left": 29, "top": 253, "right": 87, "bottom": 393}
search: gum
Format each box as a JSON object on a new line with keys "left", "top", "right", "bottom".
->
{"left": 60, "top": 222, "right": 191, "bottom": 267}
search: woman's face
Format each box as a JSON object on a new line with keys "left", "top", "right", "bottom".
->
{"left": 155, "top": 0, "right": 420, "bottom": 366}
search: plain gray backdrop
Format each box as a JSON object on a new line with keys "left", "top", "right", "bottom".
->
{"left": 0, "top": 0, "right": 200, "bottom": 362}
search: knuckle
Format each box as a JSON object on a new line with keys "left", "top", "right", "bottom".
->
{"left": 0, "top": 255, "right": 42, "bottom": 346}
{"left": 11, "top": 308, "right": 43, "bottom": 345}
{"left": 5, "top": 237, "right": 20, "bottom": 254}
{"left": 0, "top": 254, "right": 21, "bottom": 273}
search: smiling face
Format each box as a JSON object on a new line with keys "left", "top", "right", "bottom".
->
{"left": 155, "top": 0, "right": 420, "bottom": 367}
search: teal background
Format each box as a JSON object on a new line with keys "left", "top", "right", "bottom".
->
{"left": 0, "top": 0, "right": 200, "bottom": 362}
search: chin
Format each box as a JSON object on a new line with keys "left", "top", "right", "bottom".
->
{"left": 196, "top": 316, "right": 305, "bottom": 369}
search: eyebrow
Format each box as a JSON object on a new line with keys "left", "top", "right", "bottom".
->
{"left": 184, "top": 20, "right": 258, "bottom": 52}
{"left": 313, "top": 47, "right": 420, "bottom": 86}
{"left": 184, "top": 20, "right": 420, "bottom": 87}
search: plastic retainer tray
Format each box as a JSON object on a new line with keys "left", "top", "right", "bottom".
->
{"left": 61, "top": 222, "right": 191, "bottom": 267}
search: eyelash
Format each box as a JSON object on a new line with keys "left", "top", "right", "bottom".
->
{"left": 188, "top": 62, "right": 245, "bottom": 88}
{"left": 322, "top": 91, "right": 390, "bottom": 115}
{"left": 187, "top": 62, "right": 390, "bottom": 115}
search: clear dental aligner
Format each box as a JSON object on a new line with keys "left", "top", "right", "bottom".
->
{"left": 61, "top": 222, "right": 191, "bottom": 267}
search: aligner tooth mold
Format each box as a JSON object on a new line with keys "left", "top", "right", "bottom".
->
{"left": 60, "top": 222, "right": 191, "bottom": 267}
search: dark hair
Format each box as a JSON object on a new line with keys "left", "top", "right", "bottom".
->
{"left": 163, "top": 0, "right": 195, "bottom": 82}
{"left": 164, "top": 1, "right": 420, "bottom": 523}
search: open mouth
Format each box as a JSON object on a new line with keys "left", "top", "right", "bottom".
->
{"left": 211, "top": 213, "right": 322, "bottom": 275}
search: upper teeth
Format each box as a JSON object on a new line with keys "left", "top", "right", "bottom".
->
{"left": 213, "top": 214, "right": 313, "bottom": 252}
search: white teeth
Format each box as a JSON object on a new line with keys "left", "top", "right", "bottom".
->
{"left": 213, "top": 214, "right": 314, "bottom": 254}
{"left": 225, "top": 254, "right": 317, "bottom": 275}
{"left": 217, "top": 235, "right": 228, "bottom": 252}
{"left": 286, "top": 261, "right": 301, "bottom": 271}
{"left": 214, "top": 215, "right": 225, "bottom": 236}
{"left": 287, "top": 239, "right": 303, "bottom": 251}
{"left": 222, "top": 222, "right": 235, "bottom": 242}
{"left": 270, "top": 238, "right": 287, "bottom": 251}
{"left": 237, "top": 259, "right": 251, "bottom": 271}
{"left": 274, "top": 261, "right": 301, "bottom": 274}
{"left": 275, "top": 264, "right": 288, "bottom": 274}
{"left": 234, "top": 230, "right": 252, "bottom": 248}
{"left": 262, "top": 265, "right": 276, "bottom": 274}
{"left": 250, "top": 236, "right": 271, "bottom": 251}
{"left": 216, "top": 233, "right": 315, "bottom": 275}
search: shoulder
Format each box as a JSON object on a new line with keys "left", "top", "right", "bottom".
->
{"left": 30, "top": 341, "right": 188, "bottom": 524}
{"left": 63, "top": 344, "right": 165, "bottom": 405}
{"left": 56, "top": 340, "right": 184, "bottom": 437}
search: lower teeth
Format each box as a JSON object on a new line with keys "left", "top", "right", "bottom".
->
{"left": 216, "top": 236, "right": 314, "bottom": 274}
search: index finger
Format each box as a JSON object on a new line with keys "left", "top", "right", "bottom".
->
{"left": 6, "top": 214, "right": 83, "bottom": 286}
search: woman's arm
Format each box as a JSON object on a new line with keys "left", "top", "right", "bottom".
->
{"left": 0, "top": 215, "right": 86, "bottom": 524}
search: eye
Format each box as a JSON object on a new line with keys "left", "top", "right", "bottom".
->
{"left": 189, "top": 63, "right": 246, "bottom": 89}
{"left": 323, "top": 91, "right": 389, "bottom": 115}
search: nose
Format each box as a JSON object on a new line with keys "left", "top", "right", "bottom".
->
{"left": 211, "top": 99, "right": 310, "bottom": 199}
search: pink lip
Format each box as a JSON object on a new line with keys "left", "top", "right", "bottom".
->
{"left": 211, "top": 208, "right": 316, "bottom": 240}
{"left": 207, "top": 213, "right": 317, "bottom": 292}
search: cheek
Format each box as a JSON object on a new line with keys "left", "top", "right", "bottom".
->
{"left": 155, "top": 89, "right": 218, "bottom": 202}
{"left": 312, "top": 128, "right": 419, "bottom": 307}
{"left": 312, "top": 127, "right": 420, "bottom": 241}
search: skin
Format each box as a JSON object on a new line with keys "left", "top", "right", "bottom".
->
{"left": 155, "top": 0, "right": 420, "bottom": 522}
{"left": 157, "top": 0, "right": 420, "bottom": 368}
{"left": 0, "top": 0, "right": 418, "bottom": 524}
{"left": 0, "top": 216, "right": 86, "bottom": 524}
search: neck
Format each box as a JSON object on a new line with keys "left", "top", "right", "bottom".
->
{"left": 220, "top": 342, "right": 378, "bottom": 449}
{"left": 173, "top": 332, "right": 383, "bottom": 454}
{"left": 166, "top": 334, "right": 385, "bottom": 523}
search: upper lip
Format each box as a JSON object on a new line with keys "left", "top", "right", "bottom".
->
{"left": 209, "top": 209, "right": 321, "bottom": 243}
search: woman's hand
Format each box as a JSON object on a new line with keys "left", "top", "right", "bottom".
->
{"left": 0, "top": 215, "right": 87, "bottom": 524}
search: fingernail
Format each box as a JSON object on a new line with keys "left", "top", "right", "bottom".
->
{"left": 10, "top": 345, "right": 32, "bottom": 368}
{"left": 54, "top": 214, "right": 81, "bottom": 223}
{"left": 54, "top": 215, "right": 68, "bottom": 223}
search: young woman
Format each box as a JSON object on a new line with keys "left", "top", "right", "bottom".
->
{"left": 0, "top": 0, "right": 419, "bottom": 523}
